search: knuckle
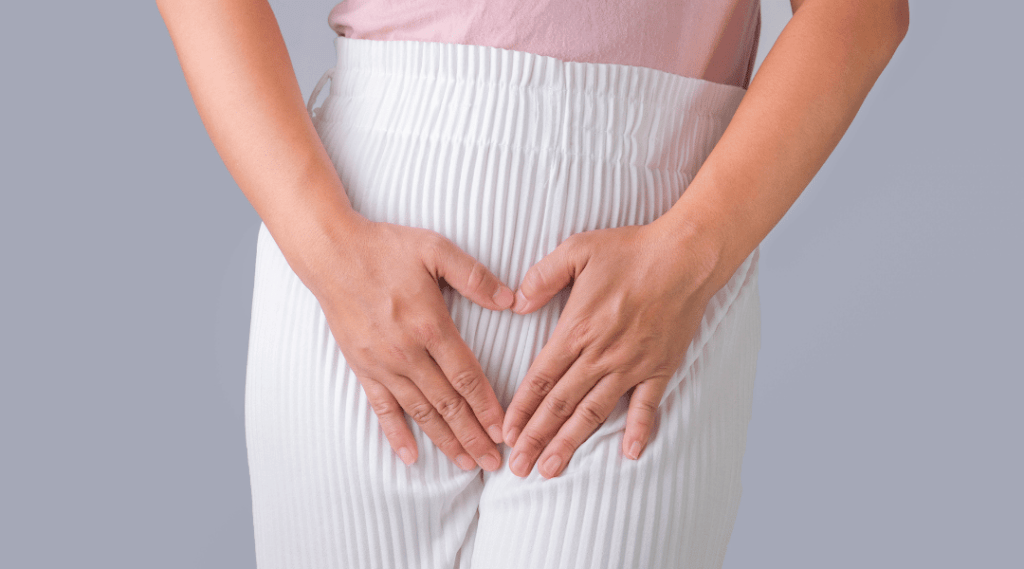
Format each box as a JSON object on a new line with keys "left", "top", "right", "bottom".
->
{"left": 576, "top": 400, "right": 607, "bottom": 428}
{"left": 342, "top": 332, "right": 371, "bottom": 356}
{"left": 368, "top": 396, "right": 399, "bottom": 418}
{"left": 651, "top": 362, "right": 678, "bottom": 378}
{"left": 410, "top": 319, "right": 443, "bottom": 348}
{"left": 630, "top": 414, "right": 655, "bottom": 433}
{"left": 353, "top": 370, "right": 380, "bottom": 387}
{"left": 466, "top": 260, "right": 489, "bottom": 291}
{"left": 406, "top": 400, "right": 438, "bottom": 425}
{"left": 629, "top": 400, "right": 660, "bottom": 432}
{"left": 565, "top": 322, "right": 596, "bottom": 354}
{"left": 424, "top": 233, "right": 452, "bottom": 262}
{"left": 447, "top": 368, "right": 483, "bottom": 395}
{"left": 543, "top": 394, "right": 575, "bottom": 420}
{"left": 548, "top": 437, "right": 579, "bottom": 458}
{"left": 348, "top": 358, "right": 375, "bottom": 378}
{"left": 517, "top": 430, "right": 548, "bottom": 455}
{"left": 580, "top": 356, "right": 611, "bottom": 378}
{"left": 523, "top": 265, "right": 550, "bottom": 293}
{"left": 455, "top": 430, "right": 486, "bottom": 451}
{"left": 562, "top": 232, "right": 592, "bottom": 259}
{"left": 632, "top": 397, "right": 659, "bottom": 417}
{"left": 525, "top": 373, "right": 559, "bottom": 399}
{"left": 608, "top": 371, "right": 636, "bottom": 391}
{"left": 383, "top": 340, "right": 414, "bottom": 365}
{"left": 621, "top": 348, "right": 650, "bottom": 370}
{"left": 430, "top": 432, "right": 460, "bottom": 453}
{"left": 434, "top": 394, "right": 470, "bottom": 422}
{"left": 562, "top": 232, "right": 584, "bottom": 251}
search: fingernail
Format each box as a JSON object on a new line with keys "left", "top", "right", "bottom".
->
{"left": 627, "top": 440, "right": 642, "bottom": 460}
{"left": 493, "top": 286, "right": 514, "bottom": 309}
{"left": 541, "top": 454, "right": 563, "bottom": 477}
{"left": 510, "top": 451, "right": 531, "bottom": 477}
{"left": 478, "top": 452, "right": 501, "bottom": 472}
{"left": 512, "top": 291, "right": 529, "bottom": 313}
{"left": 487, "top": 424, "right": 504, "bottom": 444}
{"left": 456, "top": 453, "right": 476, "bottom": 471}
{"left": 398, "top": 447, "right": 415, "bottom": 466}
{"left": 505, "top": 427, "right": 521, "bottom": 447}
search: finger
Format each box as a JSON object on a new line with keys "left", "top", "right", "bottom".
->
{"left": 533, "top": 374, "right": 627, "bottom": 479}
{"left": 507, "top": 354, "right": 604, "bottom": 477}
{"left": 407, "top": 350, "right": 503, "bottom": 472}
{"left": 427, "top": 236, "right": 514, "bottom": 311}
{"left": 387, "top": 376, "right": 477, "bottom": 471}
{"left": 424, "top": 317, "right": 506, "bottom": 444}
{"left": 512, "top": 234, "right": 587, "bottom": 315}
{"left": 361, "top": 378, "right": 418, "bottom": 466}
{"left": 502, "top": 323, "right": 582, "bottom": 447}
{"left": 622, "top": 378, "right": 668, "bottom": 460}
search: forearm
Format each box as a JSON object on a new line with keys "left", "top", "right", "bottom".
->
{"left": 655, "top": 0, "right": 909, "bottom": 296}
{"left": 156, "top": 0, "right": 361, "bottom": 286}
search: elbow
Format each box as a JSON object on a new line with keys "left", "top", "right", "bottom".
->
{"left": 891, "top": 0, "right": 910, "bottom": 45}
{"left": 836, "top": 0, "right": 911, "bottom": 52}
{"left": 867, "top": 0, "right": 911, "bottom": 57}
{"left": 797, "top": 0, "right": 910, "bottom": 52}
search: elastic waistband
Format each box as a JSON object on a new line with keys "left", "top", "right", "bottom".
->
{"left": 307, "top": 37, "right": 747, "bottom": 172}
{"left": 316, "top": 37, "right": 746, "bottom": 119}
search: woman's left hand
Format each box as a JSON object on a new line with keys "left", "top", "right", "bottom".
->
{"left": 502, "top": 220, "right": 723, "bottom": 479}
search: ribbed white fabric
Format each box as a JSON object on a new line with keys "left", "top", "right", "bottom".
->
{"left": 245, "top": 37, "right": 761, "bottom": 569}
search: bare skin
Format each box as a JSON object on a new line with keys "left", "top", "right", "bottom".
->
{"left": 156, "top": 0, "right": 909, "bottom": 478}
{"left": 502, "top": 0, "right": 910, "bottom": 478}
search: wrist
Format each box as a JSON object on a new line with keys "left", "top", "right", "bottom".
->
{"left": 262, "top": 182, "right": 370, "bottom": 296}
{"left": 648, "top": 198, "right": 741, "bottom": 303}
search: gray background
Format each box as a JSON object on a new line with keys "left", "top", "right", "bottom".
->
{"left": 1, "top": 0, "right": 1020, "bottom": 567}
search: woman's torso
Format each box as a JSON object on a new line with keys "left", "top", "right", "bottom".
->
{"left": 327, "top": 0, "right": 762, "bottom": 89}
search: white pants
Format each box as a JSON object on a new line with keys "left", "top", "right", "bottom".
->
{"left": 245, "top": 37, "right": 761, "bottom": 569}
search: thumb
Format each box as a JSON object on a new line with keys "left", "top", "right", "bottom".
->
{"left": 429, "top": 238, "right": 515, "bottom": 311}
{"left": 513, "top": 235, "right": 586, "bottom": 314}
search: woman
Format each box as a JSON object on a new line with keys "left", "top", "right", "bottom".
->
{"left": 156, "top": 1, "right": 908, "bottom": 567}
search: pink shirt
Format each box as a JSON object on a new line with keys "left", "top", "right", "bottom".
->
{"left": 328, "top": 1, "right": 762, "bottom": 89}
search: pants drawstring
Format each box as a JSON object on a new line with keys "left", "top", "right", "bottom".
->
{"left": 306, "top": 67, "right": 335, "bottom": 121}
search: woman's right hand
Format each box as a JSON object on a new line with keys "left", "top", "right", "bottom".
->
{"left": 156, "top": 0, "right": 508, "bottom": 471}
{"left": 297, "top": 214, "right": 512, "bottom": 472}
